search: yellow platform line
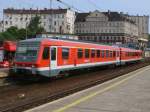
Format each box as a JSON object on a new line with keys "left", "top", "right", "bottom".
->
{"left": 53, "top": 67, "right": 150, "bottom": 112}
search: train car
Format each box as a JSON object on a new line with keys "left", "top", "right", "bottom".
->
{"left": 0, "top": 41, "right": 16, "bottom": 67}
{"left": 120, "top": 47, "right": 142, "bottom": 64}
{"left": 12, "top": 38, "right": 142, "bottom": 78}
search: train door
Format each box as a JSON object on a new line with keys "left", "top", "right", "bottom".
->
{"left": 50, "top": 46, "right": 57, "bottom": 69}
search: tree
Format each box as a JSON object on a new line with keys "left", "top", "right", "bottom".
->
{"left": 27, "top": 16, "right": 45, "bottom": 37}
{"left": 0, "top": 26, "right": 19, "bottom": 41}
{"left": 18, "top": 28, "right": 26, "bottom": 40}
{"left": 0, "top": 16, "right": 45, "bottom": 41}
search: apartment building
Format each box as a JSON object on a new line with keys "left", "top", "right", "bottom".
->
{"left": 75, "top": 10, "right": 139, "bottom": 44}
{"left": 2, "top": 8, "right": 75, "bottom": 34}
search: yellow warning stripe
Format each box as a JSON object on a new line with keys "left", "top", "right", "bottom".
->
{"left": 53, "top": 67, "right": 150, "bottom": 112}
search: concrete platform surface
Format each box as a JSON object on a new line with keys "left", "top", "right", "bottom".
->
{"left": 0, "top": 68, "right": 8, "bottom": 78}
{"left": 26, "top": 65, "right": 150, "bottom": 112}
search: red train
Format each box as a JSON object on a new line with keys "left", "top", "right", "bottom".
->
{"left": 11, "top": 38, "right": 142, "bottom": 77}
{"left": 0, "top": 41, "right": 16, "bottom": 67}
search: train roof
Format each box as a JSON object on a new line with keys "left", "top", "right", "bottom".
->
{"left": 20, "top": 38, "right": 119, "bottom": 50}
{"left": 120, "top": 47, "right": 142, "bottom": 52}
{"left": 20, "top": 38, "right": 141, "bottom": 52}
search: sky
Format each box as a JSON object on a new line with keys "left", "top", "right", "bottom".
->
{"left": 0, "top": 0, "right": 150, "bottom": 15}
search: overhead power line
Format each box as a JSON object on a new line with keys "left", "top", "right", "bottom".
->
{"left": 87, "top": 0, "right": 101, "bottom": 10}
{"left": 56, "top": 0, "right": 84, "bottom": 12}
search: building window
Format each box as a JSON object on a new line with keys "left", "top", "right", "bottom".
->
{"left": 20, "top": 17, "right": 23, "bottom": 21}
{"left": 10, "top": 21, "right": 12, "bottom": 25}
{"left": 5, "top": 21, "right": 8, "bottom": 25}
{"left": 78, "top": 49, "right": 83, "bottom": 58}
{"left": 54, "top": 21, "right": 56, "bottom": 25}
{"left": 62, "top": 48, "right": 69, "bottom": 59}
{"left": 62, "top": 14, "right": 64, "bottom": 18}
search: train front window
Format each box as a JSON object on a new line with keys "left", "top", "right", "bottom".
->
{"left": 16, "top": 46, "right": 39, "bottom": 62}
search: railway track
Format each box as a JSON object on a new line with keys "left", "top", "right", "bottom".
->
{"left": 0, "top": 60, "right": 150, "bottom": 112}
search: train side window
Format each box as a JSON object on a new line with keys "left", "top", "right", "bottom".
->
{"left": 110, "top": 51, "right": 113, "bottom": 57}
{"left": 91, "top": 50, "right": 95, "bottom": 58}
{"left": 102, "top": 50, "right": 105, "bottom": 58}
{"left": 106, "top": 50, "right": 109, "bottom": 58}
{"left": 42, "top": 47, "right": 49, "bottom": 60}
{"left": 113, "top": 51, "right": 116, "bottom": 57}
{"left": 62, "top": 48, "right": 69, "bottom": 59}
{"left": 117, "top": 51, "right": 119, "bottom": 57}
{"left": 96, "top": 50, "right": 100, "bottom": 58}
{"left": 85, "top": 49, "right": 89, "bottom": 58}
{"left": 78, "top": 49, "right": 83, "bottom": 58}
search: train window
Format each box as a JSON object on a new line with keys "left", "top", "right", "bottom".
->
{"left": 51, "top": 47, "right": 56, "bottom": 60}
{"left": 96, "top": 50, "right": 100, "bottom": 58}
{"left": 42, "top": 47, "right": 49, "bottom": 60}
{"left": 126, "top": 52, "right": 128, "bottom": 56}
{"left": 78, "top": 49, "right": 83, "bottom": 58}
{"left": 106, "top": 50, "right": 109, "bottom": 58}
{"left": 117, "top": 51, "right": 119, "bottom": 57}
{"left": 110, "top": 51, "right": 113, "bottom": 57}
{"left": 85, "top": 49, "right": 89, "bottom": 58}
{"left": 91, "top": 50, "right": 95, "bottom": 58}
{"left": 102, "top": 50, "right": 105, "bottom": 58}
{"left": 62, "top": 48, "right": 69, "bottom": 59}
{"left": 113, "top": 51, "right": 116, "bottom": 57}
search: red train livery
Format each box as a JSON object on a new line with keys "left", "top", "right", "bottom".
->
{"left": 0, "top": 41, "right": 16, "bottom": 67}
{"left": 12, "top": 38, "right": 142, "bottom": 77}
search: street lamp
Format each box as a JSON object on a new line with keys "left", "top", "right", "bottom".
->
{"left": 26, "top": 22, "right": 28, "bottom": 39}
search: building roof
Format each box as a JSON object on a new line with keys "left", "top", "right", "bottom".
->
{"left": 75, "top": 11, "right": 135, "bottom": 24}
{"left": 3, "top": 8, "right": 68, "bottom": 14}
{"left": 75, "top": 13, "right": 89, "bottom": 22}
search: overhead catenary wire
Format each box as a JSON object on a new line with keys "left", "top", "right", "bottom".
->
{"left": 56, "top": 0, "right": 84, "bottom": 12}
{"left": 87, "top": 0, "right": 101, "bottom": 10}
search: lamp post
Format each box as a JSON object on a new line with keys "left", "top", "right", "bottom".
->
{"left": 26, "top": 22, "right": 28, "bottom": 39}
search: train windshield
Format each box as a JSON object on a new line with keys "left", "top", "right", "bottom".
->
{"left": 15, "top": 42, "right": 40, "bottom": 62}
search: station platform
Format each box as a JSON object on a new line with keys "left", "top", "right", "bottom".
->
{"left": 0, "top": 68, "right": 8, "bottom": 78}
{"left": 26, "top": 65, "right": 150, "bottom": 112}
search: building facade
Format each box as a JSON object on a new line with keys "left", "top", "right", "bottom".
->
{"left": 2, "top": 8, "right": 75, "bottom": 34}
{"left": 0, "top": 20, "right": 3, "bottom": 32}
{"left": 127, "top": 15, "right": 149, "bottom": 40}
{"left": 75, "top": 11, "right": 139, "bottom": 45}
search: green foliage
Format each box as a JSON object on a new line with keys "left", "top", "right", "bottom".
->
{"left": 0, "top": 16, "right": 45, "bottom": 41}
{"left": 27, "top": 16, "right": 45, "bottom": 36}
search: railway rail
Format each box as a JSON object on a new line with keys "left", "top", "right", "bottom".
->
{"left": 0, "top": 59, "right": 150, "bottom": 112}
